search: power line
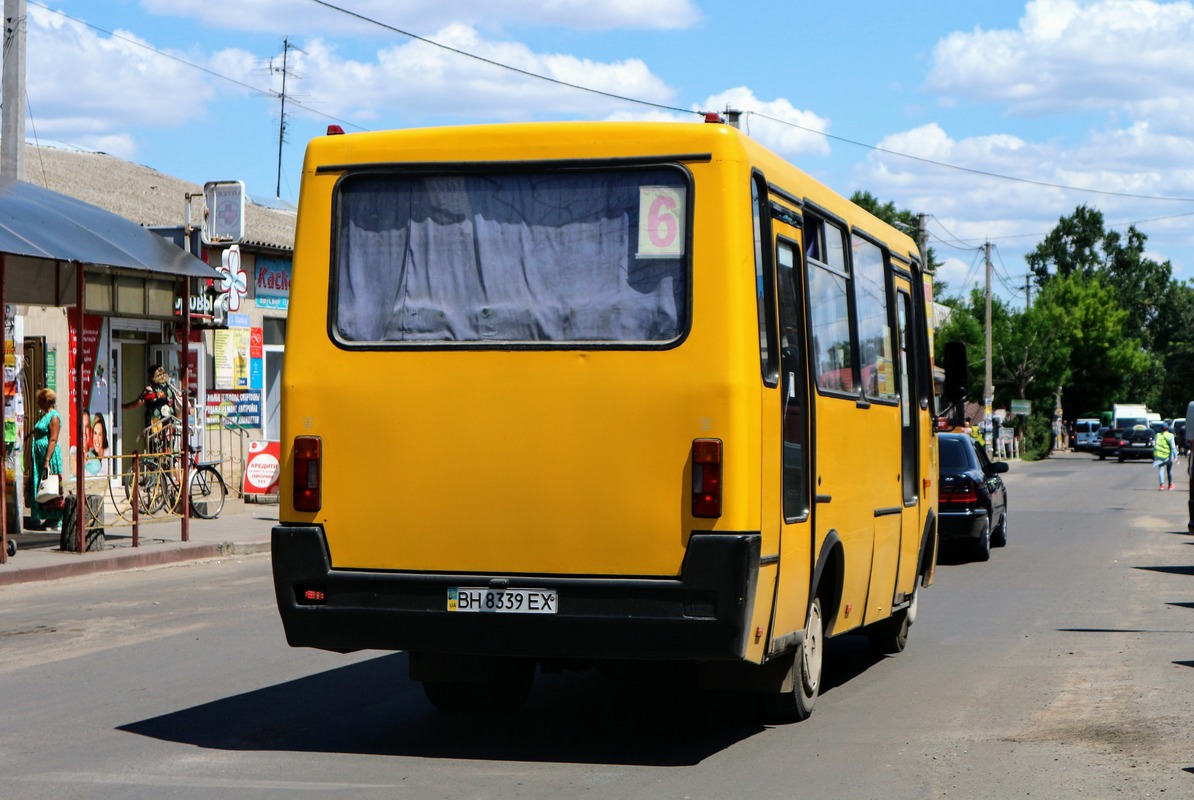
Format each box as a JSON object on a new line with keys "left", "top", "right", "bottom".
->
{"left": 31, "top": 0, "right": 1194, "bottom": 212}
{"left": 308, "top": 0, "right": 700, "bottom": 118}
{"left": 27, "top": 1, "right": 366, "bottom": 133}
{"left": 748, "top": 111, "right": 1194, "bottom": 204}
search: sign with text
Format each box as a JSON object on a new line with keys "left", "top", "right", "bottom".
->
{"left": 243, "top": 439, "right": 280, "bottom": 496}
{"left": 203, "top": 180, "right": 245, "bottom": 244}
{"left": 204, "top": 390, "right": 262, "bottom": 430}
{"left": 256, "top": 257, "right": 292, "bottom": 310}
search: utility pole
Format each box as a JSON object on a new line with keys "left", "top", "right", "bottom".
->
{"left": 271, "top": 37, "right": 301, "bottom": 198}
{"left": 916, "top": 213, "right": 930, "bottom": 271}
{"left": 1, "top": 0, "right": 26, "bottom": 180}
{"left": 984, "top": 241, "right": 993, "bottom": 425}
{"left": 1024, "top": 274, "right": 1032, "bottom": 309}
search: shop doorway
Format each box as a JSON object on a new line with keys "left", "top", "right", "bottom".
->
{"left": 118, "top": 342, "right": 147, "bottom": 458}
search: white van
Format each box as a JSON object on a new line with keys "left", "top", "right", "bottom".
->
{"left": 1074, "top": 419, "right": 1102, "bottom": 452}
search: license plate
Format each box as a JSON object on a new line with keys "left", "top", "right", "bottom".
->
{"left": 447, "top": 587, "right": 557, "bottom": 614}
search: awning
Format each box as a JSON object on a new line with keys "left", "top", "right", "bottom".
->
{"left": 0, "top": 177, "right": 219, "bottom": 306}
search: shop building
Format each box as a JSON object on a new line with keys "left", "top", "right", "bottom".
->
{"left": 15, "top": 143, "right": 295, "bottom": 514}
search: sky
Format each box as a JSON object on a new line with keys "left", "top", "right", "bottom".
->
{"left": 12, "top": 0, "right": 1194, "bottom": 305}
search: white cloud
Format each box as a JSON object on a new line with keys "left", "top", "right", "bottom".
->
{"left": 25, "top": 7, "right": 215, "bottom": 151}
{"left": 697, "top": 88, "right": 831, "bottom": 159}
{"left": 854, "top": 119, "right": 1194, "bottom": 287}
{"left": 278, "top": 25, "right": 676, "bottom": 122}
{"left": 927, "top": 0, "right": 1194, "bottom": 131}
{"left": 141, "top": 0, "right": 701, "bottom": 34}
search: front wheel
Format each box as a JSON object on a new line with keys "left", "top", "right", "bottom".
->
{"left": 187, "top": 466, "right": 227, "bottom": 519}
{"left": 761, "top": 596, "right": 823, "bottom": 723}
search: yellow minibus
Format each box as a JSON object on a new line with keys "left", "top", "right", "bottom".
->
{"left": 272, "top": 118, "right": 939, "bottom": 721}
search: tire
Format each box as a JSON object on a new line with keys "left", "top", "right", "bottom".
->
{"left": 1099, "top": 452, "right": 1106, "bottom": 461}
{"left": 973, "top": 517, "right": 991, "bottom": 562}
{"left": 187, "top": 466, "right": 227, "bottom": 519}
{"left": 761, "top": 596, "right": 823, "bottom": 723}
{"left": 991, "top": 512, "right": 1008, "bottom": 548}
{"left": 1118, "top": 454, "right": 1125, "bottom": 463}
{"left": 6, "top": 537, "right": 15, "bottom": 557}
{"left": 422, "top": 658, "right": 535, "bottom": 715}
{"left": 869, "top": 583, "right": 918, "bottom": 655}
{"left": 125, "top": 458, "right": 168, "bottom": 515}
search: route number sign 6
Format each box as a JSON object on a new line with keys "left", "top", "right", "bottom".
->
{"left": 637, "top": 186, "right": 686, "bottom": 258}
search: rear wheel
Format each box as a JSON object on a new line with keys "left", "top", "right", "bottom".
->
{"left": 973, "top": 517, "right": 992, "bottom": 562}
{"left": 991, "top": 512, "right": 1008, "bottom": 547}
{"left": 869, "top": 583, "right": 918, "bottom": 655}
{"left": 422, "top": 658, "right": 535, "bottom": 715}
{"left": 187, "top": 466, "right": 227, "bottom": 519}
{"left": 761, "top": 596, "right": 823, "bottom": 723}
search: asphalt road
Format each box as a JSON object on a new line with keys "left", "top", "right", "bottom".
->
{"left": 1, "top": 450, "right": 1191, "bottom": 799}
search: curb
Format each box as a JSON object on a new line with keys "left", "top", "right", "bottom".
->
{"left": 0, "top": 540, "right": 271, "bottom": 587}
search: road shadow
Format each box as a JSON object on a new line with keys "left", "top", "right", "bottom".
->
{"left": 119, "top": 642, "right": 884, "bottom": 765}
{"left": 1137, "top": 565, "right": 1194, "bottom": 577}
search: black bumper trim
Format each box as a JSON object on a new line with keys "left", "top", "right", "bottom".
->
{"left": 271, "top": 526, "right": 760, "bottom": 662}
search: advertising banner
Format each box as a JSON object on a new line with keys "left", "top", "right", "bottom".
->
{"left": 243, "top": 439, "right": 280, "bottom": 496}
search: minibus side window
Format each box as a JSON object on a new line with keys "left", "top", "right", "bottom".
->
{"left": 776, "top": 239, "right": 809, "bottom": 520}
{"left": 805, "top": 216, "right": 857, "bottom": 395}
{"left": 853, "top": 237, "right": 897, "bottom": 403}
{"left": 753, "top": 173, "right": 778, "bottom": 387}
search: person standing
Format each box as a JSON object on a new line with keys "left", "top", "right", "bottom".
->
{"left": 122, "top": 366, "right": 180, "bottom": 452}
{"left": 1153, "top": 421, "right": 1178, "bottom": 490}
{"left": 30, "top": 388, "right": 64, "bottom": 530}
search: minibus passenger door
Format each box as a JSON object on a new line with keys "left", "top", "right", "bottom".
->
{"left": 770, "top": 237, "right": 813, "bottom": 648}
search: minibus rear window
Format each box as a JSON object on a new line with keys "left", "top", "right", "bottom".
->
{"left": 331, "top": 169, "right": 690, "bottom": 345}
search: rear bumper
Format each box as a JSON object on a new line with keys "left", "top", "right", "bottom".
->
{"left": 271, "top": 526, "right": 761, "bottom": 662}
{"left": 938, "top": 508, "right": 989, "bottom": 542}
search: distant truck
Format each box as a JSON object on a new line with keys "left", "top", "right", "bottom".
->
{"left": 1112, "top": 403, "right": 1150, "bottom": 431}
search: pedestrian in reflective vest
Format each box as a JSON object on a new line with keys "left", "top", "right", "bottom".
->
{"left": 1154, "top": 422, "right": 1177, "bottom": 490}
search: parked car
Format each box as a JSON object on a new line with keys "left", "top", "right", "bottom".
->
{"left": 1174, "top": 419, "right": 1188, "bottom": 456}
{"left": 1115, "top": 427, "right": 1155, "bottom": 462}
{"left": 938, "top": 432, "right": 1009, "bottom": 562}
{"left": 1098, "top": 428, "right": 1124, "bottom": 460}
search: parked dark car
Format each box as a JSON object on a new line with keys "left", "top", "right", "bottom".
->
{"left": 1098, "top": 428, "right": 1124, "bottom": 460}
{"left": 1116, "top": 427, "right": 1155, "bottom": 462}
{"left": 1175, "top": 419, "right": 1188, "bottom": 456}
{"left": 938, "top": 432, "right": 1009, "bottom": 562}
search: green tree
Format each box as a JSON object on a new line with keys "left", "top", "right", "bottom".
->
{"left": 1026, "top": 205, "right": 1108, "bottom": 285}
{"left": 1034, "top": 273, "right": 1151, "bottom": 417}
{"left": 1151, "top": 280, "right": 1194, "bottom": 416}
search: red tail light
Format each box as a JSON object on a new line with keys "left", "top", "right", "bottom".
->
{"left": 940, "top": 478, "right": 978, "bottom": 506}
{"left": 293, "top": 435, "right": 322, "bottom": 512}
{"left": 692, "top": 439, "right": 723, "bottom": 518}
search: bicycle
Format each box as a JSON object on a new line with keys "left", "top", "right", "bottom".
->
{"left": 181, "top": 449, "right": 228, "bottom": 519}
{"left": 126, "top": 419, "right": 227, "bottom": 519}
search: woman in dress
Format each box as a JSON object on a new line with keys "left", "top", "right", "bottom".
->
{"left": 31, "top": 387, "right": 64, "bottom": 530}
